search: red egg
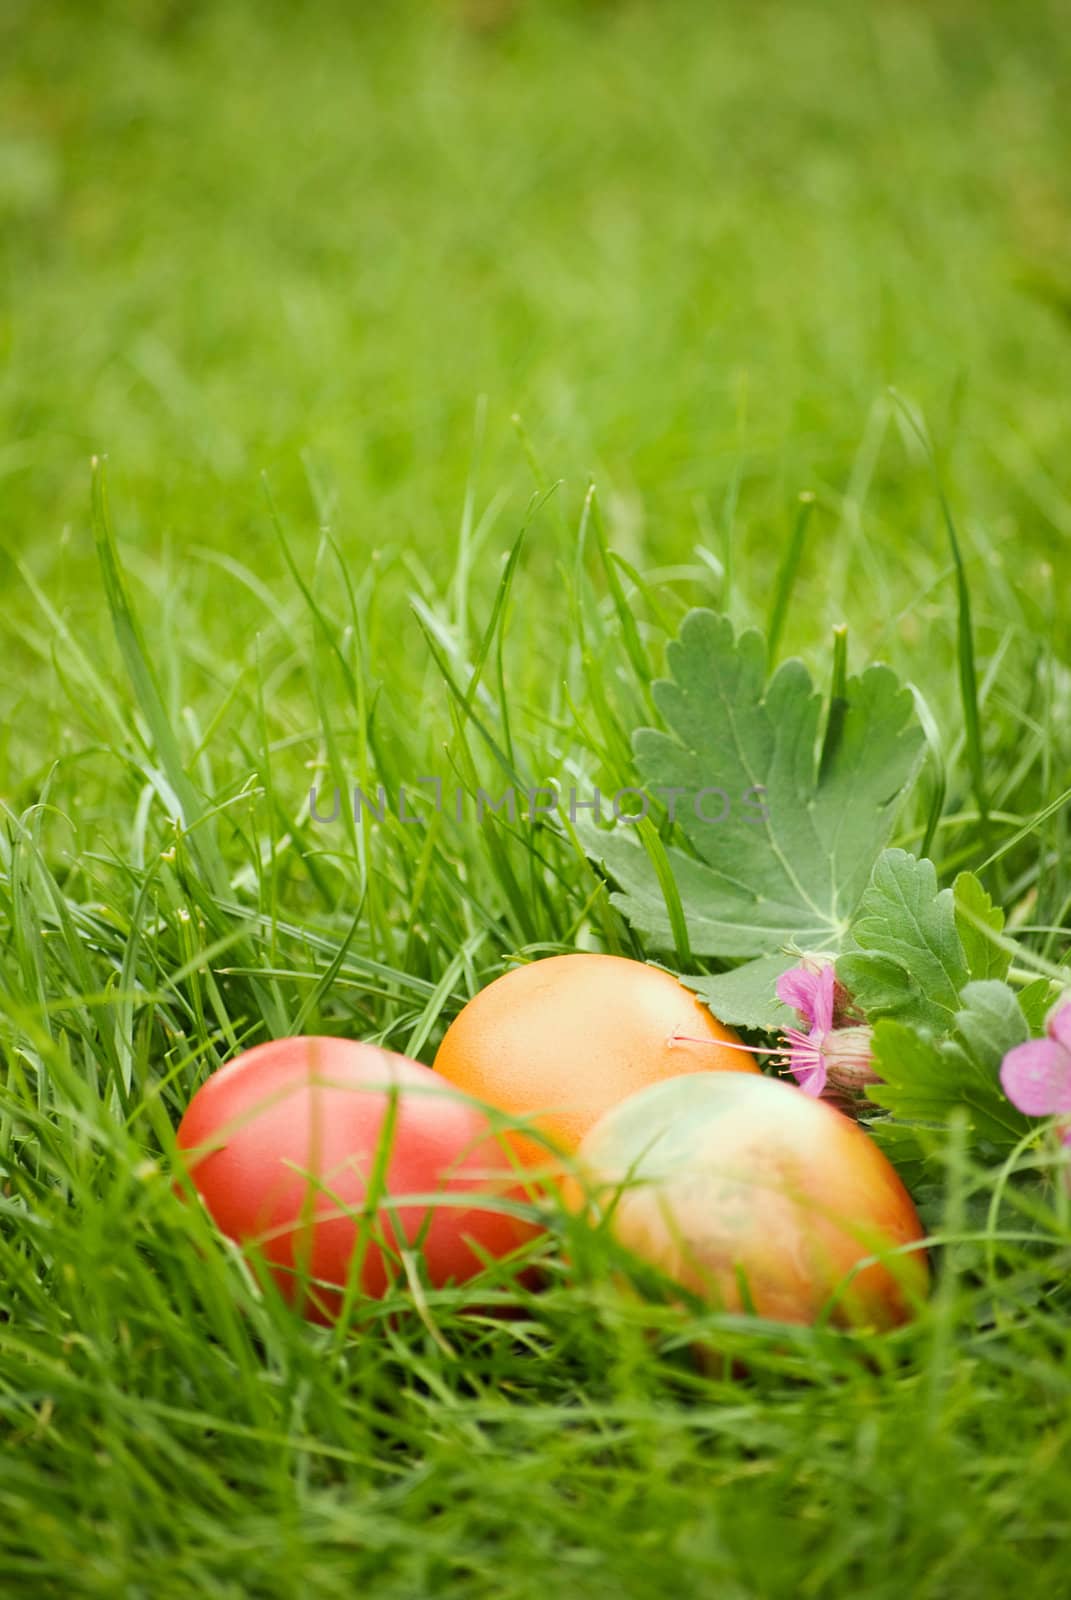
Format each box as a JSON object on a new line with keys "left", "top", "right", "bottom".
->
{"left": 176, "top": 1036, "right": 541, "bottom": 1323}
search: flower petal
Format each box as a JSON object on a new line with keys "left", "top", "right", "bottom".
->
{"left": 777, "top": 962, "right": 836, "bottom": 1032}
{"left": 777, "top": 966, "right": 821, "bottom": 1023}
{"left": 810, "top": 964, "right": 836, "bottom": 1033}
{"left": 1000, "top": 1037, "right": 1071, "bottom": 1118}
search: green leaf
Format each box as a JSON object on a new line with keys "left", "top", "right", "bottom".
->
{"left": 583, "top": 830, "right": 810, "bottom": 961}
{"left": 584, "top": 611, "right": 924, "bottom": 962}
{"left": 953, "top": 871, "right": 1010, "bottom": 982}
{"left": 861, "top": 1119, "right": 939, "bottom": 1208}
{"left": 1019, "top": 976, "right": 1064, "bottom": 1033}
{"left": 687, "top": 953, "right": 798, "bottom": 1032}
{"left": 866, "top": 980, "right": 1033, "bottom": 1151}
{"left": 838, "top": 849, "right": 968, "bottom": 1035}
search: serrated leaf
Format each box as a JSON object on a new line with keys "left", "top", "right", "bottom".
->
{"left": 865, "top": 1022, "right": 950, "bottom": 1126}
{"left": 953, "top": 871, "right": 1010, "bottom": 982}
{"left": 866, "top": 980, "right": 1033, "bottom": 1150}
{"left": 687, "top": 953, "right": 798, "bottom": 1031}
{"left": 838, "top": 849, "right": 968, "bottom": 1035}
{"left": 583, "top": 610, "right": 924, "bottom": 959}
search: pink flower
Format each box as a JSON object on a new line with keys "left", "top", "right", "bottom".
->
{"left": 775, "top": 961, "right": 878, "bottom": 1105}
{"left": 776, "top": 962, "right": 836, "bottom": 1096}
{"left": 1000, "top": 1001, "right": 1071, "bottom": 1144}
{"left": 672, "top": 958, "right": 878, "bottom": 1113}
{"left": 779, "top": 953, "right": 860, "bottom": 1028}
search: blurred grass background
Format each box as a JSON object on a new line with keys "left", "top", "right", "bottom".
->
{"left": 4, "top": 0, "right": 1071, "bottom": 585}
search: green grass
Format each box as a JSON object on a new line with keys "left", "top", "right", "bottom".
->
{"left": 3, "top": 1, "right": 1071, "bottom": 1594}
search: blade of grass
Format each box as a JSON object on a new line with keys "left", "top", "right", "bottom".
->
{"left": 766, "top": 491, "right": 815, "bottom": 663}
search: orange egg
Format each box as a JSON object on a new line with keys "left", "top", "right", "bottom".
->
{"left": 433, "top": 953, "right": 755, "bottom": 1153}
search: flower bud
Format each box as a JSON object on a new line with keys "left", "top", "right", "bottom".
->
{"left": 820, "top": 1026, "right": 879, "bottom": 1114}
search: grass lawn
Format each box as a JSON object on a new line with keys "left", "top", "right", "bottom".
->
{"left": 3, "top": 1, "right": 1071, "bottom": 1594}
